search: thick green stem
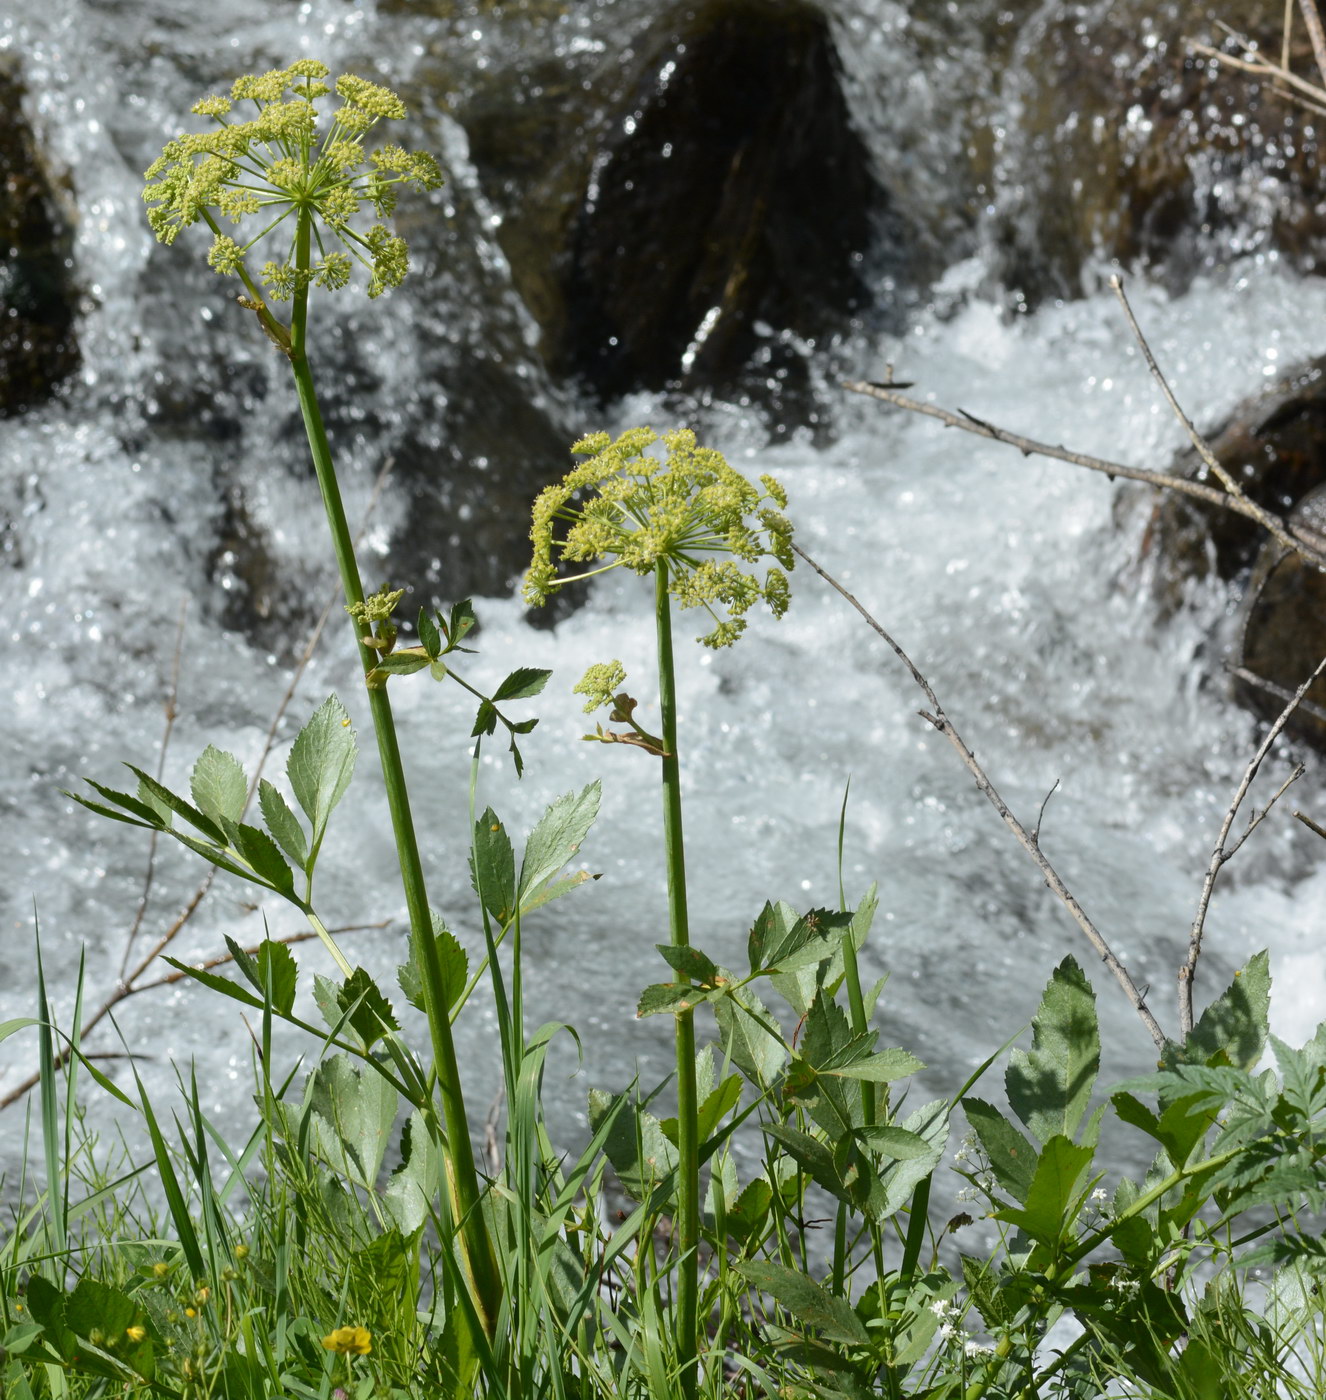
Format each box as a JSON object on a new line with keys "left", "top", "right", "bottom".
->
{"left": 655, "top": 562, "right": 700, "bottom": 1400}
{"left": 286, "top": 209, "right": 501, "bottom": 1332}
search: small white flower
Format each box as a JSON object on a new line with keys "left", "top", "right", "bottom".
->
{"left": 929, "top": 1298, "right": 953, "bottom": 1319}
{"left": 939, "top": 1321, "right": 964, "bottom": 1342}
{"left": 1091, "top": 1188, "right": 1108, "bottom": 1202}
{"left": 964, "top": 1340, "right": 995, "bottom": 1359}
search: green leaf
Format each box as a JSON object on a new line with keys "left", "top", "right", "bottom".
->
{"left": 471, "top": 700, "right": 498, "bottom": 738}
{"left": 1179, "top": 951, "right": 1271, "bottom": 1072}
{"left": 993, "top": 1133, "right": 1095, "bottom": 1247}
{"left": 287, "top": 695, "right": 357, "bottom": 846}
{"left": 163, "top": 958, "right": 266, "bottom": 1013}
{"left": 259, "top": 779, "right": 308, "bottom": 871}
{"left": 493, "top": 666, "right": 552, "bottom": 701}
{"left": 588, "top": 1088, "right": 678, "bottom": 1202}
{"left": 655, "top": 943, "right": 724, "bottom": 986}
{"left": 696, "top": 1073, "right": 743, "bottom": 1147}
{"left": 855, "top": 1124, "right": 934, "bottom": 1160}
{"left": 430, "top": 660, "right": 448, "bottom": 682}
{"left": 470, "top": 808, "right": 516, "bottom": 924}
{"left": 447, "top": 598, "right": 477, "bottom": 647}
{"left": 384, "top": 1109, "right": 441, "bottom": 1235}
{"left": 831, "top": 1048, "right": 925, "bottom": 1083}
{"left": 518, "top": 869, "right": 598, "bottom": 919}
{"left": 66, "top": 788, "right": 158, "bottom": 830}
{"left": 373, "top": 649, "right": 431, "bottom": 676}
{"left": 64, "top": 1278, "right": 155, "bottom": 1380}
{"left": 518, "top": 782, "right": 601, "bottom": 904}
{"left": 398, "top": 914, "right": 469, "bottom": 1014}
{"left": 337, "top": 967, "right": 400, "bottom": 1051}
{"left": 189, "top": 745, "right": 247, "bottom": 825}
{"left": 255, "top": 939, "right": 297, "bottom": 1016}
{"left": 637, "top": 982, "right": 725, "bottom": 1018}
{"left": 124, "top": 767, "right": 225, "bottom": 842}
{"left": 963, "top": 1097, "right": 1039, "bottom": 1203}
{"left": 1006, "top": 956, "right": 1099, "bottom": 1145}
{"left": 417, "top": 608, "right": 442, "bottom": 660}
{"left": 879, "top": 1098, "right": 949, "bottom": 1217}
{"left": 735, "top": 1260, "right": 869, "bottom": 1346}
{"left": 226, "top": 820, "right": 295, "bottom": 895}
{"left": 307, "top": 1053, "right": 399, "bottom": 1187}
{"left": 714, "top": 986, "right": 787, "bottom": 1087}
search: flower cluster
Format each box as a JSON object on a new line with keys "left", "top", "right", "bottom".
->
{"left": 524, "top": 427, "right": 794, "bottom": 648}
{"left": 143, "top": 61, "right": 441, "bottom": 299}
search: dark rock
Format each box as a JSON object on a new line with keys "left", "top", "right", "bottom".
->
{"left": 984, "top": 0, "right": 1326, "bottom": 304}
{"left": 448, "top": 0, "right": 900, "bottom": 431}
{"left": 1144, "top": 357, "right": 1326, "bottom": 612}
{"left": 0, "top": 60, "right": 79, "bottom": 415}
{"left": 1236, "top": 484, "right": 1326, "bottom": 748}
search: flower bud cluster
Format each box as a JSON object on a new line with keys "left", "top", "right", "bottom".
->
{"left": 142, "top": 61, "right": 441, "bottom": 300}
{"left": 525, "top": 427, "right": 794, "bottom": 649}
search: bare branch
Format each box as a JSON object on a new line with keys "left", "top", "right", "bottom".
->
{"left": 842, "top": 381, "right": 1326, "bottom": 572}
{"left": 1227, "top": 663, "right": 1326, "bottom": 726}
{"left": 792, "top": 541, "right": 1168, "bottom": 1050}
{"left": 1294, "top": 809, "right": 1326, "bottom": 840}
{"left": 1298, "top": 0, "right": 1326, "bottom": 87}
{"left": 1109, "top": 275, "right": 1313, "bottom": 565}
{"left": 1032, "top": 779, "right": 1062, "bottom": 846}
{"left": 1181, "top": 653, "right": 1326, "bottom": 1035}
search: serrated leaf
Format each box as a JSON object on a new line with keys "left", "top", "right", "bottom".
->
{"left": 963, "top": 1097, "right": 1038, "bottom": 1203}
{"left": 259, "top": 779, "right": 308, "bottom": 870}
{"left": 162, "top": 958, "right": 265, "bottom": 1013}
{"left": 287, "top": 696, "right": 357, "bottom": 846}
{"left": 417, "top": 608, "right": 441, "bottom": 660}
{"left": 880, "top": 1098, "right": 948, "bottom": 1218}
{"left": 307, "top": 1053, "right": 398, "bottom": 1187}
{"left": 189, "top": 745, "right": 247, "bottom": 825}
{"left": 398, "top": 914, "right": 469, "bottom": 1014}
{"left": 855, "top": 1124, "right": 933, "bottom": 1160}
{"left": 338, "top": 967, "right": 400, "bottom": 1051}
{"left": 655, "top": 943, "right": 724, "bottom": 986}
{"left": 1006, "top": 956, "right": 1099, "bottom": 1145}
{"left": 373, "top": 649, "right": 431, "bottom": 676}
{"left": 519, "top": 868, "right": 598, "bottom": 919}
{"left": 588, "top": 1088, "right": 678, "bottom": 1202}
{"left": 471, "top": 700, "right": 498, "bottom": 737}
{"left": 493, "top": 666, "right": 552, "bottom": 701}
{"left": 1180, "top": 951, "right": 1271, "bottom": 1072}
{"left": 993, "top": 1134, "right": 1095, "bottom": 1247}
{"left": 696, "top": 1073, "right": 743, "bottom": 1147}
{"left": 384, "top": 1109, "right": 440, "bottom": 1234}
{"left": 735, "top": 1260, "right": 869, "bottom": 1346}
{"left": 714, "top": 986, "right": 787, "bottom": 1087}
{"left": 471, "top": 808, "right": 516, "bottom": 924}
{"left": 125, "top": 767, "right": 225, "bottom": 842}
{"left": 519, "top": 782, "right": 600, "bottom": 904}
{"left": 637, "top": 982, "right": 724, "bottom": 1018}
{"left": 830, "top": 1048, "right": 925, "bottom": 1083}
{"left": 228, "top": 821, "right": 295, "bottom": 895}
{"left": 255, "top": 939, "right": 297, "bottom": 1016}
{"left": 448, "top": 598, "right": 477, "bottom": 645}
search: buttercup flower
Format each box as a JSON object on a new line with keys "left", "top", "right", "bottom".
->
{"left": 142, "top": 61, "right": 441, "bottom": 300}
{"left": 322, "top": 1324, "right": 372, "bottom": 1355}
{"left": 525, "top": 428, "right": 793, "bottom": 648}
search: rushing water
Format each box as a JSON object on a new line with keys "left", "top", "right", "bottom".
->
{"left": 2, "top": 0, "right": 1325, "bottom": 1182}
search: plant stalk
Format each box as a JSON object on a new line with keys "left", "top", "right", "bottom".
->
{"left": 286, "top": 208, "right": 501, "bottom": 1333}
{"left": 655, "top": 562, "right": 700, "bottom": 1400}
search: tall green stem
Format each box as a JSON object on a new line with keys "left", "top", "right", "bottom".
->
{"left": 286, "top": 209, "right": 500, "bottom": 1332}
{"left": 655, "top": 562, "right": 700, "bottom": 1400}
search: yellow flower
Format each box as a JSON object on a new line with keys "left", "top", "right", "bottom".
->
{"left": 322, "top": 1325, "right": 372, "bottom": 1355}
{"left": 125, "top": 1325, "right": 147, "bottom": 1343}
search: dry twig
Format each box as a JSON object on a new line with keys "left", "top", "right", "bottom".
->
{"left": 1180, "top": 653, "right": 1326, "bottom": 1035}
{"left": 792, "top": 541, "right": 1168, "bottom": 1051}
{"left": 842, "top": 381, "right": 1326, "bottom": 573}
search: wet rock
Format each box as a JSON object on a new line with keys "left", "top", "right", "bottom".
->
{"left": 0, "top": 61, "right": 79, "bottom": 415}
{"left": 1236, "top": 484, "right": 1326, "bottom": 748}
{"left": 441, "top": 0, "right": 900, "bottom": 431}
{"left": 985, "top": 0, "right": 1326, "bottom": 304}
{"left": 1144, "top": 357, "right": 1326, "bottom": 611}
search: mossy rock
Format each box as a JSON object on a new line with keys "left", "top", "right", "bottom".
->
{"left": 0, "top": 59, "right": 79, "bottom": 415}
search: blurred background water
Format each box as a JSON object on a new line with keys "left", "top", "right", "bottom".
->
{"left": 2, "top": 0, "right": 1325, "bottom": 1176}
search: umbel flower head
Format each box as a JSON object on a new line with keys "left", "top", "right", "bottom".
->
{"left": 524, "top": 427, "right": 793, "bottom": 648}
{"left": 142, "top": 60, "right": 441, "bottom": 299}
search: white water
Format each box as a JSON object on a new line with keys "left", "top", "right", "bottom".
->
{"left": 2, "top": 0, "right": 1325, "bottom": 1181}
